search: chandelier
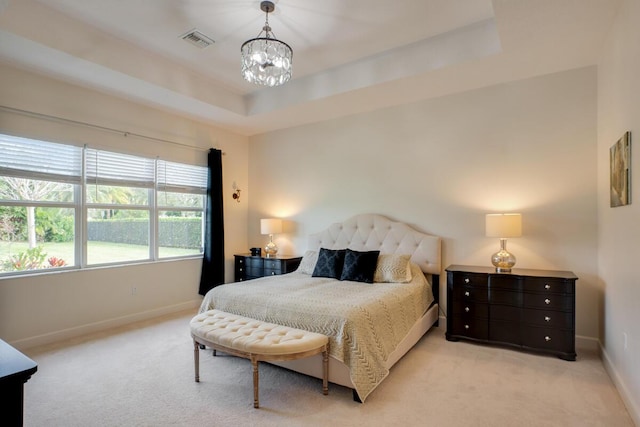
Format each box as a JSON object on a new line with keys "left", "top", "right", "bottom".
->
{"left": 241, "top": 1, "right": 293, "bottom": 87}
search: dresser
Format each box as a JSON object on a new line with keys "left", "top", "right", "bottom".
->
{"left": 234, "top": 254, "right": 302, "bottom": 282}
{"left": 1, "top": 339, "right": 37, "bottom": 426}
{"left": 445, "top": 265, "right": 577, "bottom": 361}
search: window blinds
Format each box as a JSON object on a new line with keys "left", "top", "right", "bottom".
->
{"left": 0, "top": 134, "right": 82, "bottom": 183}
{"left": 85, "top": 148, "right": 155, "bottom": 188}
{"left": 157, "top": 160, "right": 207, "bottom": 193}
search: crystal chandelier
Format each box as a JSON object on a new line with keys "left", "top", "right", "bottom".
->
{"left": 241, "top": 1, "right": 293, "bottom": 87}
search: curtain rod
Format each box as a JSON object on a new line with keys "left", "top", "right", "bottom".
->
{"left": 0, "top": 105, "right": 224, "bottom": 154}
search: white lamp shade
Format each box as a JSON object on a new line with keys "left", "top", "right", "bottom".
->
{"left": 486, "top": 213, "right": 522, "bottom": 238}
{"left": 260, "top": 218, "right": 283, "bottom": 235}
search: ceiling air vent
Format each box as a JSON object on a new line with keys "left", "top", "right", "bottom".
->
{"left": 180, "top": 29, "right": 215, "bottom": 49}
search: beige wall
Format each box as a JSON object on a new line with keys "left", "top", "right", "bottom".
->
{"left": 597, "top": 0, "right": 640, "bottom": 422}
{"left": 249, "top": 67, "right": 598, "bottom": 340}
{"left": 0, "top": 63, "right": 250, "bottom": 348}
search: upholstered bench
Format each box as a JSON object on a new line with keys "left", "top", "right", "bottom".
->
{"left": 190, "top": 309, "right": 329, "bottom": 408}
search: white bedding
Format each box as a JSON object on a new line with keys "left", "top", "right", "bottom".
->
{"left": 198, "top": 262, "right": 433, "bottom": 401}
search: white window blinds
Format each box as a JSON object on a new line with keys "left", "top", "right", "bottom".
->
{"left": 157, "top": 160, "right": 207, "bottom": 193}
{"left": 0, "top": 134, "right": 82, "bottom": 183}
{"left": 85, "top": 148, "right": 155, "bottom": 188}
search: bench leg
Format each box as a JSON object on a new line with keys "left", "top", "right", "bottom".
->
{"left": 193, "top": 340, "right": 200, "bottom": 382}
{"left": 322, "top": 346, "right": 329, "bottom": 395}
{"left": 251, "top": 356, "right": 259, "bottom": 408}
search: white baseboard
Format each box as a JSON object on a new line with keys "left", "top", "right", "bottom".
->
{"left": 600, "top": 344, "right": 640, "bottom": 427}
{"left": 11, "top": 300, "right": 201, "bottom": 351}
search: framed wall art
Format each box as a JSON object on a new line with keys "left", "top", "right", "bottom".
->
{"left": 610, "top": 131, "right": 631, "bottom": 207}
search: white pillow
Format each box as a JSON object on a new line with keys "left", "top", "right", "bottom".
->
{"left": 373, "top": 254, "right": 413, "bottom": 283}
{"left": 296, "top": 250, "right": 319, "bottom": 275}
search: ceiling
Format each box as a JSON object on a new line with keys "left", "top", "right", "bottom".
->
{"left": 0, "top": 0, "right": 621, "bottom": 136}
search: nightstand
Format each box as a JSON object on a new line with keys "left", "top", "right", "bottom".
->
{"left": 234, "top": 254, "right": 302, "bottom": 282}
{"left": 445, "top": 265, "right": 578, "bottom": 361}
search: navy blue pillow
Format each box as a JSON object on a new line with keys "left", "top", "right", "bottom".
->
{"left": 340, "top": 249, "right": 380, "bottom": 283}
{"left": 312, "top": 248, "right": 347, "bottom": 279}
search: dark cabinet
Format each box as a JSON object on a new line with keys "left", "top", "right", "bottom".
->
{"left": 446, "top": 265, "right": 577, "bottom": 361}
{"left": 234, "top": 254, "right": 302, "bottom": 282}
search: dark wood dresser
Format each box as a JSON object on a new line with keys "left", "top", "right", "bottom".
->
{"left": 0, "top": 339, "right": 38, "bottom": 426}
{"left": 234, "top": 254, "right": 302, "bottom": 282}
{"left": 445, "top": 265, "right": 578, "bottom": 361}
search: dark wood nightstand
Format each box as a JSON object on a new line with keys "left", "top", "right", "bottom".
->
{"left": 234, "top": 254, "right": 302, "bottom": 282}
{"left": 445, "top": 265, "right": 578, "bottom": 361}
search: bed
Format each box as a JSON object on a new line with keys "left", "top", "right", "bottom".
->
{"left": 198, "top": 214, "right": 441, "bottom": 402}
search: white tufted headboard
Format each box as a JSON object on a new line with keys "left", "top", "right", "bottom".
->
{"left": 308, "top": 214, "right": 441, "bottom": 275}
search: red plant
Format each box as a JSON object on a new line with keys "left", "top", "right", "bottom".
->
{"left": 48, "top": 257, "right": 67, "bottom": 267}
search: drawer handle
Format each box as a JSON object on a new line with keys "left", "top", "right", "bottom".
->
{"left": 465, "top": 307, "right": 470, "bottom": 312}
{"left": 544, "top": 298, "right": 551, "bottom": 305}
{"left": 239, "top": 268, "right": 243, "bottom": 272}
{"left": 545, "top": 336, "right": 551, "bottom": 342}
{"left": 464, "top": 278, "right": 470, "bottom": 284}
{"left": 544, "top": 284, "right": 551, "bottom": 290}
{"left": 271, "top": 271, "right": 276, "bottom": 275}
{"left": 464, "top": 291, "right": 470, "bottom": 297}
{"left": 544, "top": 316, "right": 551, "bottom": 322}
{"left": 464, "top": 324, "right": 470, "bottom": 329}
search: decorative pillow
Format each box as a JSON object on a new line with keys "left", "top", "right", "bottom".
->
{"left": 340, "top": 249, "right": 380, "bottom": 283}
{"left": 296, "top": 250, "right": 318, "bottom": 275}
{"left": 312, "top": 248, "right": 347, "bottom": 279}
{"left": 373, "top": 254, "right": 413, "bottom": 283}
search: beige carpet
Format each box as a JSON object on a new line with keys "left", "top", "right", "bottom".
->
{"left": 22, "top": 310, "right": 633, "bottom": 427}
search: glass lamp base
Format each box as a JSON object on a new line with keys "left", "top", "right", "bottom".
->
{"left": 264, "top": 240, "right": 278, "bottom": 258}
{"left": 491, "top": 239, "right": 516, "bottom": 272}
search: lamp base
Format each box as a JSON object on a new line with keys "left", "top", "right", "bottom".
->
{"left": 264, "top": 236, "right": 278, "bottom": 258}
{"left": 491, "top": 239, "right": 516, "bottom": 273}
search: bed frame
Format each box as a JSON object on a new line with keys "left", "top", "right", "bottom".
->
{"left": 271, "top": 214, "right": 441, "bottom": 401}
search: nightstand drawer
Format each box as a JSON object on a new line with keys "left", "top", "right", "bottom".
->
{"left": 522, "top": 326, "right": 574, "bottom": 353}
{"left": 451, "top": 316, "right": 488, "bottom": 340}
{"left": 523, "top": 309, "right": 573, "bottom": 329}
{"left": 523, "top": 277, "right": 573, "bottom": 295}
{"left": 452, "top": 302, "right": 488, "bottom": 318}
{"left": 523, "top": 293, "right": 573, "bottom": 311}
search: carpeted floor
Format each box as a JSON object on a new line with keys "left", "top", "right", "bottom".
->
{"left": 22, "top": 310, "right": 634, "bottom": 427}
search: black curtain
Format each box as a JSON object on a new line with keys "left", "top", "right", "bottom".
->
{"left": 199, "top": 149, "right": 225, "bottom": 295}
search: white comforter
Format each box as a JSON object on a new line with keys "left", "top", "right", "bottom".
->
{"left": 198, "top": 263, "right": 433, "bottom": 401}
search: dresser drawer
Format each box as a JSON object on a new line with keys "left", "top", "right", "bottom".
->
{"left": 451, "top": 315, "right": 488, "bottom": 340}
{"left": 453, "top": 285, "right": 488, "bottom": 302}
{"left": 523, "top": 308, "right": 573, "bottom": 329}
{"left": 451, "top": 272, "right": 488, "bottom": 288}
{"left": 490, "top": 304, "right": 521, "bottom": 321}
{"left": 523, "top": 293, "right": 573, "bottom": 311}
{"left": 523, "top": 277, "right": 574, "bottom": 295}
{"left": 452, "top": 302, "right": 488, "bottom": 318}
{"left": 522, "top": 326, "right": 574, "bottom": 353}
{"left": 489, "top": 289, "right": 522, "bottom": 306}
{"left": 490, "top": 320, "right": 521, "bottom": 345}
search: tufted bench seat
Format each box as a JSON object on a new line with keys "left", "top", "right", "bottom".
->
{"left": 190, "top": 309, "right": 329, "bottom": 408}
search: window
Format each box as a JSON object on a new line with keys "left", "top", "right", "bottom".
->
{"left": 0, "top": 133, "right": 207, "bottom": 276}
